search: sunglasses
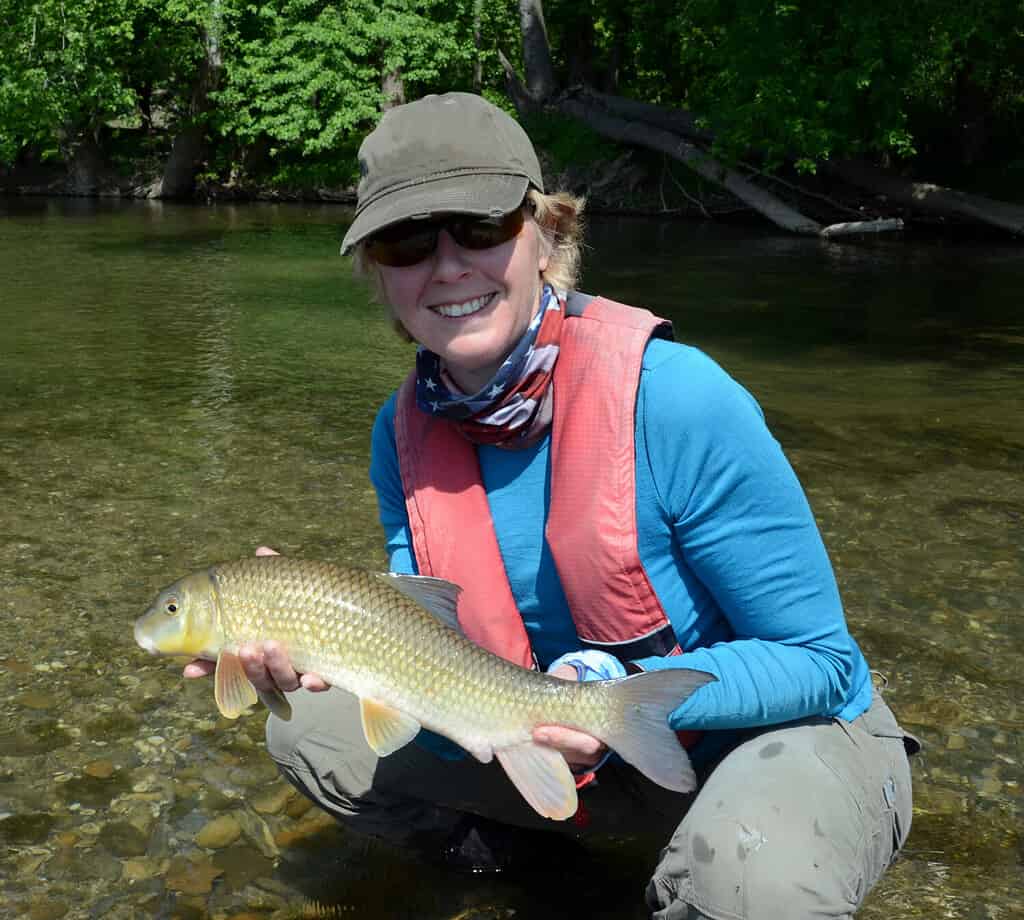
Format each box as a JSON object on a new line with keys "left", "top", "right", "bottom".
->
{"left": 365, "top": 208, "right": 526, "bottom": 267}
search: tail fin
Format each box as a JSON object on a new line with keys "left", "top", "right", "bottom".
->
{"left": 601, "top": 668, "right": 715, "bottom": 793}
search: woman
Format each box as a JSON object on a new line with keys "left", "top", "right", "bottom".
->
{"left": 187, "top": 92, "right": 916, "bottom": 918}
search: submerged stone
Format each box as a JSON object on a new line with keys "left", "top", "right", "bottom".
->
{"left": 235, "top": 809, "right": 279, "bottom": 859}
{"left": 0, "top": 812, "right": 56, "bottom": 845}
{"left": 84, "top": 760, "right": 116, "bottom": 779}
{"left": 17, "top": 691, "right": 59, "bottom": 711}
{"left": 165, "top": 854, "right": 224, "bottom": 895}
{"left": 98, "top": 820, "right": 150, "bottom": 857}
{"left": 26, "top": 899, "right": 68, "bottom": 920}
{"left": 252, "top": 783, "right": 294, "bottom": 815}
{"left": 196, "top": 814, "right": 242, "bottom": 849}
{"left": 211, "top": 843, "right": 275, "bottom": 892}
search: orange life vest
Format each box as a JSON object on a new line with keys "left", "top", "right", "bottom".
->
{"left": 394, "top": 293, "right": 687, "bottom": 667}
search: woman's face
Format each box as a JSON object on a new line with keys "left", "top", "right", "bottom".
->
{"left": 377, "top": 214, "right": 549, "bottom": 394}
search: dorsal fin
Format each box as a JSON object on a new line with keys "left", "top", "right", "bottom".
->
{"left": 377, "top": 573, "right": 463, "bottom": 633}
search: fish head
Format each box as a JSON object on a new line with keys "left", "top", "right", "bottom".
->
{"left": 135, "top": 571, "right": 221, "bottom": 659}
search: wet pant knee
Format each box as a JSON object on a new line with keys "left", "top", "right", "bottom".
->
{"left": 264, "top": 689, "right": 381, "bottom": 817}
{"left": 263, "top": 688, "right": 457, "bottom": 844}
{"left": 648, "top": 813, "right": 824, "bottom": 920}
{"left": 647, "top": 720, "right": 881, "bottom": 920}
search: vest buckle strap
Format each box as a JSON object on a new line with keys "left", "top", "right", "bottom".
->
{"left": 579, "top": 623, "right": 680, "bottom": 662}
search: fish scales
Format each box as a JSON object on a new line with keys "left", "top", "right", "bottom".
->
{"left": 135, "top": 556, "right": 716, "bottom": 820}
{"left": 211, "top": 558, "right": 589, "bottom": 745}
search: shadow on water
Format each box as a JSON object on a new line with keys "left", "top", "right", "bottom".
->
{"left": 0, "top": 199, "right": 1021, "bottom": 918}
{"left": 584, "top": 215, "right": 1024, "bottom": 368}
{"left": 240, "top": 823, "right": 659, "bottom": 920}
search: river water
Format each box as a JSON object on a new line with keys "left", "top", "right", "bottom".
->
{"left": 0, "top": 198, "right": 1020, "bottom": 919}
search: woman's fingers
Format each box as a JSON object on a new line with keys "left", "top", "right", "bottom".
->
{"left": 532, "top": 724, "right": 607, "bottom": 770}
{"left": 299, "top": 672, "right": 331, "bottom": 692}
{"left": 183, "top": 549, "right": 331, "bottom": 692}
{"left": 182, "top": 659, "right": 215, "bottom": 679}
{"left": 534, "top": 664, "right": 609, "bottom": 769}
{"left": 182, "top": 642, "right": 331, "bottom": 692}
{"left": 237, "top": 641, "right": 297, "bottom": 693}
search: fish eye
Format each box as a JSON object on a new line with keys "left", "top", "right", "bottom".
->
{"left": 164, "top": 596, "right": 180, "bottom": 616}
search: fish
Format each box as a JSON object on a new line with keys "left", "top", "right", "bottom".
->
{"left": 135, "top": 556, "right": 715, "bottom": 820}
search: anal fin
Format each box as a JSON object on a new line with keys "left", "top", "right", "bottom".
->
{"left": 359, "top": 698, "right": 421, "bottom": 756}
{"left": 495, "top": 741, "right": 579, "bottom": 821}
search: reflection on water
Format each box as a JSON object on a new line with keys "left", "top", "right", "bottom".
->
{"left": 1, "top": 199, "right": 1021, "bottom": 918}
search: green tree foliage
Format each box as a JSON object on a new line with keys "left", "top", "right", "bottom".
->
{"left": 0, "top": 0, "right": 227, "bottom": 165}
{"left": 210, "top": 0, "right": 522, "bottom": 184}
{"left": 0, "top": 0, "right": 1021, "bottom": 183}
{"left": 0, "top": 0, "right": 137, "bottom": 161}
{"left": 536, "top": 0, "right": 1024, "bottom": 172}
{"left": 216, "top": 0, "right": 462, "bottom": 156}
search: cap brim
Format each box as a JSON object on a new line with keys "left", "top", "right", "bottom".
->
{"left": 340, "top": 173, "right": 530, "bottom": 255}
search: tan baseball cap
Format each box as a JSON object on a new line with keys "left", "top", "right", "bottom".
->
{"left": 340, "top": 92, "right": 544, "bottom": 255}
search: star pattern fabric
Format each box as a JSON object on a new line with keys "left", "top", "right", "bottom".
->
{"left": 414, "top": 285, "right": 565, "bottom": 449}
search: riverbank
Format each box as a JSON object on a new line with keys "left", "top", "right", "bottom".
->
{"left": 3, "top": 131, "right": 1021, "bottom": 237}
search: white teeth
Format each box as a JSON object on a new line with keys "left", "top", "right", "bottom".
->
{"left": 433, "top": 294, "right": 493, "bottom": 318}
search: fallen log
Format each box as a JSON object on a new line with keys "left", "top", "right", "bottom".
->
{"left": 498, "top": 49, "right": 541, "bottom": 113}
{"left": 555, "top": 96, "right": 822, "bottom": 235}
{"left": 827, "top": 159, "right": 1024, "bottom": 237}
{"left": 820, "top": 218, "right": 905, "bottom": 238}
{"left": 574, "top": 88, "right": 714, "bottom": 144}
{"left": 568, "top": 91, "right": 1024, "bottom": 238}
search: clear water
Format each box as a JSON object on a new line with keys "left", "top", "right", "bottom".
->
{"left": 0, "top": 199, "right": 1020, "bottom": 919}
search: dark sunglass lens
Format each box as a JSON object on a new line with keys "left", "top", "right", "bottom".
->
{"left": 452, "top": 210, "right": 525, "bottom": 250}
{"left": 366, "top": 224, "right": 438, "bottom": 267}
{"left": 366, "top": 209, "right": 524, "bottom": 265}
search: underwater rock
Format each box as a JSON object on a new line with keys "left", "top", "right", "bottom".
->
{"left": 196, "top": 814, "right": 242, "bottom": 849}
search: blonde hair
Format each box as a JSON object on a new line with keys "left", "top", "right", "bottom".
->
{"left": 352, "top": 188, "right": 586, "bottom": 342}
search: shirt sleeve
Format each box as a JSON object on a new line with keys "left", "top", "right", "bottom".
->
{"left": 632, "top": 345, "right": 862, "bottom": 731}
{"left": 369, "top": 392, "right": 418, "bottom": 576}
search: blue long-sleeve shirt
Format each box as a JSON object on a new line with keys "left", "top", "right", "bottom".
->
{"left": 369, "top": 338, "right": 873, "bottom": 761}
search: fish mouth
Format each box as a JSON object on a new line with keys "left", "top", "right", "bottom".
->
{"left": 134, "top": 617, "right": 159, "bottom": 654}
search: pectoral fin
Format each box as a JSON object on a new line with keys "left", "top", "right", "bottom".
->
{"left": 214, "top": 651, "right": 258, "bottom": 719}
{"left": 359, "top": 698, "right": 421, "bottom": 756}
{"left": 495, "top": 742, "right": 579, "bottom": 820}
{"left": 256, "top": 687, "right": 293, "bottom": 721}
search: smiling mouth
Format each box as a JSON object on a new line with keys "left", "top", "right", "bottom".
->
{"left": 431, "top": 293, "right": 496, "bottom": 318}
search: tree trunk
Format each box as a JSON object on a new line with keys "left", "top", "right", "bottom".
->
{"left": 601, "top": 8, "right": 630, "bottom": 94}
{"left": 157, "top": 6, "right": 223, "bottom": 199}
{"left": 519, "top": 0, "right": 557, "bottom": 103}
{"left": 827, "top": 159, "right": 1024, "bottom": 236}
{"left": 382, "top": 69, "right": 405, "bottom": 111}
{"left": 472, "top": 0, "right": 483, "bottom": 92}
{"left": 565, "top": 11, "right": 595, "bottom": 87}
{"left": 64, "top": 131, "right": 105, "bottom": 196}
{"left": 556, "top": 96, "right": 823, "bottom": 234}
{"left": 498, "top": 49, "right": 539, "bottom": 116}
{"left": 158, "top": 125, "right": 206, "bottom": 199}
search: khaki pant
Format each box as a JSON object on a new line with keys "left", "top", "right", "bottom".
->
{"left": 266, "top": 688, "right": 914, "bottom": 919}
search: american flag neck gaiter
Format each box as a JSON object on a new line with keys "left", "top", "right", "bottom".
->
{"left": 414, "top": 284, "right": 565, "bottom": 450}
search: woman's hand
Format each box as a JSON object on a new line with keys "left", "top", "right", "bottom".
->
{"left": 532, "top": 664, "right": 609, "bottom": 772}
{"left": 181, "top": 546, "right": 331, "bottom": 693}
